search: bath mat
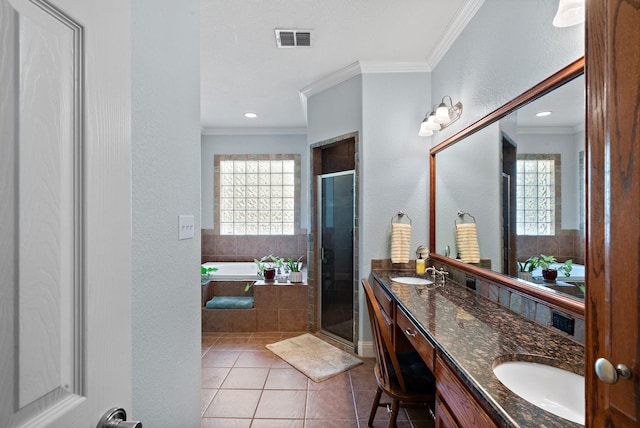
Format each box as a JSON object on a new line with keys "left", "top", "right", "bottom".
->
{"left": 266, "top": 333, "right": 362, "bottom": 382}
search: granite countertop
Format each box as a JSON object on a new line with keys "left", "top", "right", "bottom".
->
{"left": 372, "top": 270, "right": 585, "bottom": 428}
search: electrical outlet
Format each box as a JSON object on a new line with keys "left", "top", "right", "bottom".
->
{"left": 465, "top": 276, "right": 477, "bottom": 290}
{"left": 552, "top": 311, "right": 575, "bottom": 335}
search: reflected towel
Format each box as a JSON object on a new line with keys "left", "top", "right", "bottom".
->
{"left": 391, "top": 223, "right": 412, "bottom": 264}
{"left": 456, "top": 223, "right": 480, "bottom": 263}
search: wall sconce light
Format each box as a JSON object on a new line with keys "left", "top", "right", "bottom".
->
{"left": 552, "top": 0, "right": 584, "bottom": 27}
{"left": 419, "top": 96, "right": 463, "bottom": 136}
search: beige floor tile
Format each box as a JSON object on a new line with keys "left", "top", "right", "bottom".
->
{"left": 202, "top": 389, "right": 261, "bottom": 418}
{"left": 202, "top": 350, "right": 241, "bottom": 367}
{"left": 221, "top": 367, "right": 269, "bottom": 389}
{"left": 264, "top": 368, "right": 308, "bottom": 390}
{"left": 305, "top": 389, "right": 357, "bottom": 420}
{"left": 200, "top": 417, "right": 251, "bottom": 428}
{"left": 254, "top": 390, "right": 307, "bottom": 419}
{"left": 201, "top": 367, "right": 231, "bottom": 389}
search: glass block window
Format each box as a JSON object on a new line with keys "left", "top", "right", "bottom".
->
{"left": 516, "top": 155, "right": 560, "bottom": 236}
{"left": 215, "top": 154, "right": 299, "bottom": 235}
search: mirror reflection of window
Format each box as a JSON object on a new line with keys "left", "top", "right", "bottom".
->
{"left": 516, "top": 155, "right": 560, "bottom": 236}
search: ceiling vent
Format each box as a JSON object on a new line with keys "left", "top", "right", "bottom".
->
{"left": 275, "top": 29, "right": 312, "bottom": 48}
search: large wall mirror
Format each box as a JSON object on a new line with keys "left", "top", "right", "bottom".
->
{"left": 429, "top": 57, "right": 585, "bottom": 316}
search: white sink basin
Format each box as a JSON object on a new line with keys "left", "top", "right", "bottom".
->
{"left": 390, "top": 277, "right": 433, "bottom": 286}
{"left": 493, "top": 360, "right": 584, "bottom": 425}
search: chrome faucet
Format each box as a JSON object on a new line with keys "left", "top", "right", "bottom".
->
{"left": 425, "top": 266, "right": 438, "bottom": 278}
{"left": 437, "top": 268, "right": 449, "bottom": 284}
{"left": 425, "top": 266, "right": 449, "bottom": 284}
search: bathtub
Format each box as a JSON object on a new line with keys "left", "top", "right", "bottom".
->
{"left": 202, "top": 262, "right": 261, "bottom": 281}
{"left": 532, "top": 263, "right": 585, "bottom": 281}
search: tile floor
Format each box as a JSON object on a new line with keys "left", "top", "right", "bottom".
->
{"left": 201, "top": 331, "right": 435, "bottom": 428}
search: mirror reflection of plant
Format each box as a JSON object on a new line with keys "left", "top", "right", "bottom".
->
{"left": 517, "top": 257, "right": 537, "bottom": 273}
{"left": 530, "top": 254, "right": 573, "bottom": 277}
{"left": 285, "top": 256, "right": 304, "bottom": 273}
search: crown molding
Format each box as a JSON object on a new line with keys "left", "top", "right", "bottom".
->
{"left": 201, "top": 127, "right": 307, "bottom": 136}
{"left": 297, "top": 0, "right": 485, "bottom": 126}
{"left": 425, "top": 0, "right": 485, "bottom": 70}
{"left": 298, "top": 60, "right": 430, "bottom": 125}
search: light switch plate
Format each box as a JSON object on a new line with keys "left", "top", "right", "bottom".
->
{"left": 178, "top": 215, "right": 195, "bottom": 240}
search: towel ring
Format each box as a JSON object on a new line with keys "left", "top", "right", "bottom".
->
{"left": 391, "top": 210, "right": 412, "bottom": 225}
{"left": 455, "top": 211, "right": 476, "bottom": 225}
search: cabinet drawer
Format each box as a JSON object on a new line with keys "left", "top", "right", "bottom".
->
{"left": 396, "top": 307, "right": 435, "bottom": 371}
{"left": 372, "top": 279, "right": 394, "bottom": 319}
{"left": 435, "top": 358, "right": 496, "bottom": 428}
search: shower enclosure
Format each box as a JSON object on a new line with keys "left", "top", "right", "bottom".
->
{"left": 318, "top": 170, "right": 355, "bottom": 343}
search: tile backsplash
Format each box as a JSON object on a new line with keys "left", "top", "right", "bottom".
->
{"left": 371, "top": 258, "right": 585, "bottom": 344}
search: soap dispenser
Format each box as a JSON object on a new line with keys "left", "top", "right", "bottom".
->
{"left": 415, "top": 255, "right": 426, "bottom": 274}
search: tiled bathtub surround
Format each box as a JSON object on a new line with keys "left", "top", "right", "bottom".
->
{"left": 201, "top": 229, "right": 308, "bottom": 263}
{"left": 517, "top": 228, "right": 585, "bottom": 266}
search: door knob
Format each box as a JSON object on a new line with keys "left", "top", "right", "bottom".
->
{"left": 97, "top": 408, "right": 142, "bottom": 428}
{"left": 594, "top": 358, "right": 631, "bottom": 384}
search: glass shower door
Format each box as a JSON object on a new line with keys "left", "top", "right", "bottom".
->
{"left": 319, "top": 171, "right": 355, "bottom": 343}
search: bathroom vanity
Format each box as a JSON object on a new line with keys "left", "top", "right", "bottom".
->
{"left": 371, "top": 268, "right": 585, "bottom": 427}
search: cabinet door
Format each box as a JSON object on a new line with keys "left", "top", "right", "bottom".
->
{"left": 435, "top": 358, "right": 496, "bottom": 428}
{"left": 435, "top": 396, "right": 459, "bottom": 428}
{"left": 586, "top": 0, "right": 640, "bottom": 425}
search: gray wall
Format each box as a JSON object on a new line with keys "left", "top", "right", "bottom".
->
{"left": 307, "top": 75, "right": 363, "bottom": 146}
{"left": 201, "top": 134, "right": 309, "bottom": 230}
{"left": 131, "top": 1, "right": 202, "bottom": 426}
{"left": 307, "top": 71, "right": 431, "bottom": 348}
{"left": 431, "top": 0, "right": 584, "bottom": 145}
{"left": 361, "top": 72, "right": 431, "bottom": 269}
{"left": 436, "top": 122, "right": 502, "bottom": 269}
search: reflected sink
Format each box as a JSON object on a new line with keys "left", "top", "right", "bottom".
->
{"left": 493, "top": 358, "right": 584, "bottom": 425}
{"left": 390, "top": 277, "right": 433, "bottom": 285}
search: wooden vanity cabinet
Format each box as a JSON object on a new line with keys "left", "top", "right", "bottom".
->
{"left": 373, "top": 278, "right": 496, "bottom": 427}
{"left": 435, "top": 357, "right": 496, "bottom": 427}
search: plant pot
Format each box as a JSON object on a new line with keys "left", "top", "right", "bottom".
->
{"left": 263, "top": 268, "right": 276, "bottom": 281}
{"left": 289, "top": 271, "right": 303, "bottom": 283}
{"left": 518, "top": 272, "right": 533, "bottom": 282}
{"left": 542, "top": 269, "right": 558, "bottom": 282}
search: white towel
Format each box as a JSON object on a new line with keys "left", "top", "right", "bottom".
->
{"left": 456, "top": 223, "right": 480, "bottom": 263}
{"left": 391, "top": 223, "right": 411, "bottom": 264}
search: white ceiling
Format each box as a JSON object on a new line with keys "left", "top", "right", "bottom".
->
{"left": 200, "top": 0, "right": 479, "bottom": 133}
{"left": 516, "top": 74, "right": 585, "bottom": 133}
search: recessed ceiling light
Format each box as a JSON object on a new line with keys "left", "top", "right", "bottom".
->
{"left": 244, "top": 112, "right": 257, "bottom": 118}
{"left": 536, "top": 111, "right": 552, "bottom": 117}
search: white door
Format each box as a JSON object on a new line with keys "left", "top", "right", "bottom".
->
{"left": 0, "top": 0, "right": 133, "bottom": 427}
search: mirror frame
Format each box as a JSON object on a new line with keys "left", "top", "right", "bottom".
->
{"left": 429, "top": 57, "right": 585, "bottom": 317}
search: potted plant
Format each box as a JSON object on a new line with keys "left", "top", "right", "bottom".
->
{"left": 286, "top": 256, "right": 304, "bottom": 283}
{"left": 533, "top": 254, "right": 573, "bottom": 282}
{"left": 201, "top": 265, "right": 218, "bottom": 281}
{"left": 516, "top": 258, "right": 537, "bottom": 281}
{"left": 254, "top": 254, "right": 284, "bottom": 282}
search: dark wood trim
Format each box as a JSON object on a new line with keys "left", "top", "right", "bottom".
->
{"left": 586, "top": 0, "right": 640, "bottom": 425}
{"left": 431, "top": 57, "right": 584, "bottom": 155}
{"left": 429, "top": 57, "right": 585, "bottom": 318}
